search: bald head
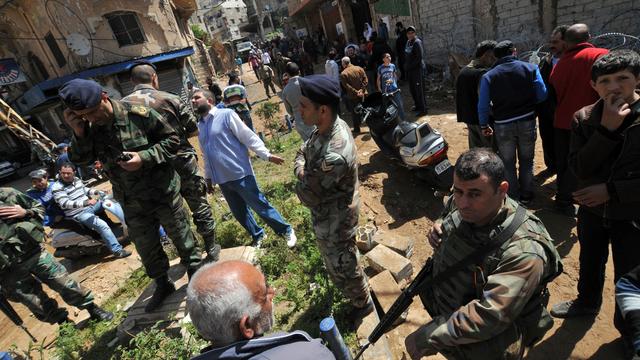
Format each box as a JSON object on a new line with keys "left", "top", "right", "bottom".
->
{"left": 130, "top": 64, "right": 157, "bottom": 85}
{"left": 186, "top": 260, "right": 274, "bottom": 345}
{"left": 565, "top": 23, "right": 590, "bottom": 46}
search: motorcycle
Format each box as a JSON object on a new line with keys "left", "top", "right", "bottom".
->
{"left": 358, "top": 91, "right": 454, "bottom": 191}
{"left": 50, "top": 193, "right": 129, "bottom": 259}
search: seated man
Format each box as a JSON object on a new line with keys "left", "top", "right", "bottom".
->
{"left": 26, "top": 168, "right": 65, "bottom": 227}
{"left": 187, "top": 260, "right": 335, "bottom": 359}
{"left": 51, "top": 162, "right": 131, "bottom": 258}
{"left": 0, "top": 187, "right": 113, "bottom": 324}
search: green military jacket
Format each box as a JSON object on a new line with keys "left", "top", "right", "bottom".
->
{"left": 422, "top": 197, "right": 562, "bottom": 350}
{"left": 0, "top": 187, "right": 45, "bottom": 269}
{"left": 294, "top": 118, "right": 359, "bottom": 214}
{"left": 69, "top": 99, "right": 180, "bottom": 204}
{"left": 121, "top": 84, "right": 198, "bottom": 158}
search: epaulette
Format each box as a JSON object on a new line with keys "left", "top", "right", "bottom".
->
{"left": 129, "top": 104, "right": 150, "bottom": 117}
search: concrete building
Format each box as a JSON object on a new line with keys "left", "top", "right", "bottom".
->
{"left": 0, "top": 0, "right": 211, "bottom": 156}
{"left": 414, "top": 0, "right": 640, "bottom": 65}
{"left": 198, "top": 0, "right": 248, "bottom": 42}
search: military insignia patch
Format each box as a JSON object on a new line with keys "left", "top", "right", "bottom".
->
{"left": 321, "top": 160, "right": 334, "bottom": 172}
{"left": 129, "top": 105, "right": 150, "bottom": 117}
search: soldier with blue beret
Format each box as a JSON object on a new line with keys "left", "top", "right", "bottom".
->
{"left": 294, "top": 74, "right": 374, "bottom": 322}
{"left": 60, "top": 78, "right": 202, "bottom": 312}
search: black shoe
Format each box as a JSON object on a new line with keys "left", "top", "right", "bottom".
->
{"left": 187, "top": 265, "right": 201, "bottom": 281}
{"left": 87, "top": 304, "right": 114, "bottom": 321}
{"left": 113, "top": 249, "right": 132, "bottom": 258}
{"left": 346, "top": 298, "right": 375, "bottom": 330}
{"left": 550, "top": 300, "right": 599, "bottom": 318}
{"left": 204, "top": 244, "right": 221, "bottom": 263}
{"left": 144, "top": 276, "right": 176, "bottom": 313}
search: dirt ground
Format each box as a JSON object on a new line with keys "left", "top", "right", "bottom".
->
{"left": 0, "top": 63, "right": 623, "bottom": 359}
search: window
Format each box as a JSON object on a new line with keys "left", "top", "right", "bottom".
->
{"left": 105, "top": 12, "right": 146, "bottom": 47}
{"left": 231, "top": 19, "right": 235, "bottom": 24}
{"left": 44, "top": 32, "right": 66, "bottom": 68}
{"left": 236, "top": 7, "right": 240, "bottom": 12}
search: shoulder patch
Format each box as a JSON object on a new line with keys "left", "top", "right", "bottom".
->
{"left": 129, "top": 105, "right": 150, "bottom": 117}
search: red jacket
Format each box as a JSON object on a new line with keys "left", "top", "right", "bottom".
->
{"left": 549, "top": 43, "right": 608, "bottom": 129}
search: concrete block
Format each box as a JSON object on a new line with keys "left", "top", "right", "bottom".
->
{"left": 356, "top": 224, "right": 378, "bottom": 253}
{"left": 369, "top": 270, "right": 406, "bottom": 325}
{"left": 373, "top": 232, "right": 414, "bottom": 258}
{"left": 364, "top": 245, "right": 413, "bottom": 282}
{"left": 356, "top": 310, "right": 393, "bottom": 360}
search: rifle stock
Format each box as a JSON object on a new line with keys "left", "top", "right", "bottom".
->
{"left": 0, "top": 291, "right": 38, "bottom": 342}
{"left": 354, "top": 259, "right": 433, "bottom": 359}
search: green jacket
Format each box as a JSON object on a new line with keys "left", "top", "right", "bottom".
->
{"left": 0, "top": 187, "right": 45, "bottom": 269}
{"left": 69, "top": 99, "right": 180, "bottom": 204}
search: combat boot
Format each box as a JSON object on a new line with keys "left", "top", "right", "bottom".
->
{"left": 204, "top": 243, "right": 221, "bottom": 263}
{"left": 86, "top": 304, "right": 114, "bottom": 321}
{"left": 144, "top": 275, "right": 176, "bottom": 313}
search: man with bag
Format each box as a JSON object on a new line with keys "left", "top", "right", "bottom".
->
{"left": 0, "top": 187, "right": 113, "bottom": 324}
{"left": 405, "top": 148, "right": 562, "bottom": 360}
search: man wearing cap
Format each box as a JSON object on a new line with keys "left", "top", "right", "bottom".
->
{"left": 405, "top": 26, "right": 427, "bottom": 116}
{"left": 294, "top": 74, "right": 373, "bottom": 320}
{"left": 0, "top": 186, "right": 114, "bottom": 324}
{"left": 26, "top": 168, "right": 65, "bottom": 227}
{"left": 122, "top": 61, "right": 220, "bottom": 263}
{"left": 59, "top": 78, "right": 202, "bottom": 313}
{"left": 478, "top": 40, "right": 547, "bottom": 205}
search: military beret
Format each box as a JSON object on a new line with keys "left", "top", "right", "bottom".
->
{"left": 58, "top": 79, "right": 103, "bottom": 110}
{"left": 28, "top": 169, "right": 48, "bottom": 179}
{"left": 298, "top": 75, "right": 341, "bottom": 106}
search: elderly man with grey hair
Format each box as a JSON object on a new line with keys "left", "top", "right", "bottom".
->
{"left": 339, "top": 55, "right": 368, "bottom": 134}
{"left": 186, "top": 260, "right": 336, "bottom": 359}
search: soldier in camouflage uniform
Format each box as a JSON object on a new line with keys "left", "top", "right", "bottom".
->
{"left": 405, "top": 148, "right": 562, "bottom": 360}
{"left": 293, "top": 75, "right": 373, "bottom": 315}
{"left": 122, "top": 61, "right": 220, "bottom": 262}
{"left": 59, "top": 79, "right": 202, "bottom": 313}
{"left": 0, "top": 187, "right": 113, "bottom": 324}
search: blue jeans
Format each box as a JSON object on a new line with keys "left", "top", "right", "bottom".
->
{"left": 494, "top": 118, "right": 537, "bottom": 199}
{"left": 73, "top": 202, "right": 123, "bottom": 253}
{"left": 219, "top": 175, "right": 291, "bottom": 241}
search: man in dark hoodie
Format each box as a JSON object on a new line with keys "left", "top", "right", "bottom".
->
{"left": 187, "top": 260, "right": 335, "bottom": 359}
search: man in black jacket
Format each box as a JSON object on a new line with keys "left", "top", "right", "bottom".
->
{"left": 395, "top": 22, "right": 408, "bottom": 81}
{"left": 404, "top": 26, "right": 427, "bottom": 116}
{"left": 455, "top": 40, "right": 496, "bottom": 149}
{"left": 551, "top": 51, "right": 640, "bottom": 358}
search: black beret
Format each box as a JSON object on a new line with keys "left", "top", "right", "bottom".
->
{"left": 58, "top": 79, "right": 103, "bottom": 110}
{"left": 128, "top": 59, "right": 157, "bottom": 74}
{"left": 298, "top": 75, "right": 341, "bottom": 106}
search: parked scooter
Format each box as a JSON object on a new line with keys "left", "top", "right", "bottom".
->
{"left": 50, "top": 193, "right": 128, "bottom": 259}
{"left": 358, "top": 91, "right": 454, "bottom": 191}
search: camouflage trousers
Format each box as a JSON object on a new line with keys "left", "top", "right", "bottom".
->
{"left": 174, "top": 153, "right": 217, "bottom": 252}
{"left": 439, "top": 322, "right": 524, "bottom": 360}
{"left": 312, "top": 206, "right": 370, "bottom": 308}
{"left": 0, "top": 250, "right": 94, "bottom": 324}
{"left": 124, "top": 188, "right": 202, "bottom": 279}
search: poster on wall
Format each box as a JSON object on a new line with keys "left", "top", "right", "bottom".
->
{"left": 0, "top": 59, "right": 27, "bottom": 85}
{"left": 295, "top": 27, "right": 309, "bottom": 38}
{"left": 336, "top": 22, "right": 344, "bottom": 35}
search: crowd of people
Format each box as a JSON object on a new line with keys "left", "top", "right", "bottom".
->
{"left": 1, "top": 18, "right": 639, "bottom": 360}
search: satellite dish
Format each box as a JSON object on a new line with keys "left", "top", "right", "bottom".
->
{"left": 66, "top": 33, "right": 91, "bottom": 56}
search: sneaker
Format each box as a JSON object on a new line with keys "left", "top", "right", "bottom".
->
{"left": 144, "top": 276, "right": 176, "bottom": 313}
{"left": 285, "top": 229, "right": 297, "bottom": 248}
{"left": 252, "top": 233, "right": 267, "bottom": 249}
{"left": 87, "top": 304, "right": 114, "bottom": 321}
{"left": 113, "top": 249, "right": 132, "bottom": 258}
{"left": 550, "top": 300, "right": 599, "bottom": 318}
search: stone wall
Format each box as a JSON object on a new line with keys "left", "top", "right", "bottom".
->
{"left": 414, "top": 0, "right": 640, "bottom": 65}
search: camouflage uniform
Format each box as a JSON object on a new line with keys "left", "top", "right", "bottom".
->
{"left": 0, "top": 187, "right": 94, "bottom": 324}
{"left": 294, "top": 118, "right": 370, "bottom": 307}
{"left": 69, "top": 99, "right": 202, "bottom": 279}
{"left": 122, "top": 84, "right": 217, "bottom": 253}
{"left": 419, "top": 197, "right": 562, "bottom": 359}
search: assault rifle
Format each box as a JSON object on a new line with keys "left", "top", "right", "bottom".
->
{"left": 354, "top": 258, "right": 433, "bottom": 360}
{"left": 0, "top": 292, "right": 38, "bottom": 342}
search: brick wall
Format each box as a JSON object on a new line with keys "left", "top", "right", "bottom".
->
{"left": 414, "top": 0, "right": 640, "bottom": 65}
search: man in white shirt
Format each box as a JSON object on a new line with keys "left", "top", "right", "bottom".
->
{"left": 191, "top": 89, "right": 297, "bottom": 248}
